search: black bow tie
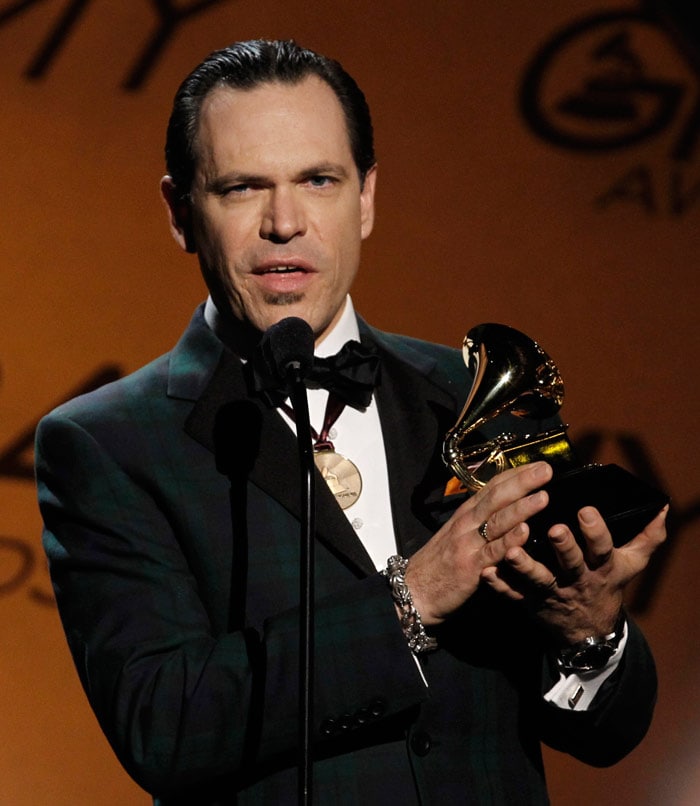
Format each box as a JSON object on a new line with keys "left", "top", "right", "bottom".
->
{"left": 250, "top": 339, "right": 381, "bottom": 409}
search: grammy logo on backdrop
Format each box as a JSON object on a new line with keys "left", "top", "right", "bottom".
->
{"left": 443, "top": 323, "right": 669, "bottom": 570}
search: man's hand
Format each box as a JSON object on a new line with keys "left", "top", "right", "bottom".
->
{"left": 480, "top": 502, "right": 669, "bottom": 644}
{"left": 404, "top": 461, "right": 554, "bottom": 626}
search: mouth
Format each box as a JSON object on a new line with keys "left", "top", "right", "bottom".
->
{"left": 251, "top": 261, "right": 316, "bottom": 295}
{"left": 253, "top": 260, "right": 314, "bottom": 276}
{"left": 258, "top": 266, "right": 306, "bottom": 276}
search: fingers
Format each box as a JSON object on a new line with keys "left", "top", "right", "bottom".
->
{"left": 464, "top": 462, "right": 553, "bottom": 576}
{"left": 615, "top": 504, "right": 669, "bottom": 577}
{"left": 481, "top": 508, "right": 607, "bottom": 606}
{"left": 405, "top": 463, "right": 554, "bottom": 624}
{"left": 481, "top": 565, "right": 526, "bottom": 601}
{"left": 412, "top": 459, "right": 668, "bottom": 632}
{"left": 575, "top": 507, "right": 614, "bottom": 568}
{"left": 469, "top": 461, "right": 553, "bottom": 542}
{"left": 490, "top": 505, "right": 628, "bottom": 599}
{"left": 482, "top": 542, "right": 559, "bottom": 602}
{"left": 547, "top": 525, "right": 587, "bottom": 577}
{"left": 481, "top": 498, "right": 669, "bottom": 645}
{"left": 559, "top": 503, "right": 669, "bottom": 578}
{"left": 480, "top": 521, "right": 530, "bottom": 566}
{"left": 628, "top": 504, "right": 669, "bottom": 550}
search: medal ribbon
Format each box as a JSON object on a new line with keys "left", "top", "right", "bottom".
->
{"left": 280, "top": 393, "right": 347, "bottom": 452}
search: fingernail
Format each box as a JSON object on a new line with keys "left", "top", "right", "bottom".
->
{"left": 579, "top": 507, "right": 596, "bottom": 525}
{"left": 530, "top": 462, "right": 553, "bottom": 483}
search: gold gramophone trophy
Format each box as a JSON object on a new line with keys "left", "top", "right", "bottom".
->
{"left": 443, "top": 323, "right": 668, "bottom": 570}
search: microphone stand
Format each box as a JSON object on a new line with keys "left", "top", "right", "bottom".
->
{"left": 288, "top": 363, "right": 315, "bottom": 806}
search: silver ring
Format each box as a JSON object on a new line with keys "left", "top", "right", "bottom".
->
{"left": 478, "top": 521, "right": 489, "bottom": 541}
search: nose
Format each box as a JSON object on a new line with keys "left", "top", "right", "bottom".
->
{"left": 260, "top": 186, "right": 306, "bottom": 243}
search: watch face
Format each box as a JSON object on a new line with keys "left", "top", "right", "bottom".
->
{"left": 562, "top": 642, "right": 616, "bottom": 672}
{"left": 558, "top": 616, "right": 625, "bottom": 672}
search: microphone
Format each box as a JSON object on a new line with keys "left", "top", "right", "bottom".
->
{"left": 259, "top": 316, "right": 314, "bottom": 390}
{"left": 259, "top": 316, "right": 316, "bottom": 805}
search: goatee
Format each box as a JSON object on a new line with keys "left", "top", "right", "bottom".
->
{"left": 263, "top": 291, "right": 304, "bottom": 306}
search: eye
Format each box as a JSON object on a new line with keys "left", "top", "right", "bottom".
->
{"left": 223, "top": 183, "right": 251, "bottom": 196}
{"left": 307, "top": 175, "right": 335, "bottom": 188}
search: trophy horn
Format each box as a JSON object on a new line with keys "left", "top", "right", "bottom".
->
{"left": 443, "top": 323, "right": 567, "bottom": 491}
{"left": 442, "top": 322, "right": 669, "bottom": 573}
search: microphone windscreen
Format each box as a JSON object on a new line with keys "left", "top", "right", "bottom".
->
{"left": 260, "top": 317, "right": 315, "bottom": 382}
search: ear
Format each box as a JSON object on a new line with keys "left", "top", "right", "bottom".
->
{"left": 160, "top": 175, "right": 196, "bottom": 253}
{"left": 359, "top": 164, "right": 377, "bottom": 241}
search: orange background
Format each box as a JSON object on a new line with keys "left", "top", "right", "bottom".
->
{"left": 1, "top": 1, "right": 698, "bottom": 803}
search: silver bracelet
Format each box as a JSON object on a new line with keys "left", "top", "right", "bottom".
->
{"left": 382, "top": 555, "right": 438, "bottom": 654}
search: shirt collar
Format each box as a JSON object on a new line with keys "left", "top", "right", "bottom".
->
{"left": 314, "top": 296, "right": 360, "bottom": 357}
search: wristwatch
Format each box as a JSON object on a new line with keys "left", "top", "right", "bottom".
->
{"left": 557, "top": 613, "right": 626, "bottom": 673}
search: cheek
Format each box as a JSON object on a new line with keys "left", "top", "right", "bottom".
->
{"left": 333, "top": 223, "right": 363, "bottom": 278}
{"left": 198, "top": 223, "right": 246, "bottom": 278}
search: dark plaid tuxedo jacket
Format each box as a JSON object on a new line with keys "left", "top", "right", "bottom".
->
{"left": 36, "top": 305, "right": 657, "bottom": 805}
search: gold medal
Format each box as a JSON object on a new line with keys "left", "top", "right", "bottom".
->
{"left": 314, "top": 449, "right": 362, "bottom": 510}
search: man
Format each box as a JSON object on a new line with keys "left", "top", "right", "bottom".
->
{"left": 36, "top": 40, "right": 667, "bottom": 804}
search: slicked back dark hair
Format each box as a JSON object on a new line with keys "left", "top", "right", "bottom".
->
{"left": 165, "top": 39, "right": 375, "bottom": 200}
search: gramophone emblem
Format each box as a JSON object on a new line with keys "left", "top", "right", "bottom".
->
{"left": 443, "top": 323, "right": 668, "bottom": 568}
{"left": 443, "top": 323, "right": 575, "bottom": 490}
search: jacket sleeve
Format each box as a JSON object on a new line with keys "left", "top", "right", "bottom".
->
{"left": 537, "top": 617, "right": 657, "bottom": 765}
{"left": 36, "top": 410, "right": 428, "bottom": 796}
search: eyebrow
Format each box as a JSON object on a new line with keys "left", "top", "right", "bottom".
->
{"left": 204, "top": 162, "right": 351, "bottom": 194}
{"left": 300, "top": 162, "right": 350, "bottom": 180}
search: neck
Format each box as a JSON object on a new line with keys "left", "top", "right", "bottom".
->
{"left": 203, "top": 299, "right": 263, "bottom": 359}
{"left": 204, "top": 295, "right": 358, "bottom": 359}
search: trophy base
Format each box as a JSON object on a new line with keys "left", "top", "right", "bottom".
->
{"left": 525, "top": 463, "right": 669, "bottom": 571}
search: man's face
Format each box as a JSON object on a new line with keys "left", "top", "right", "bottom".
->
{"left": 163, "top": 76, "right": 376, "bottom": 344}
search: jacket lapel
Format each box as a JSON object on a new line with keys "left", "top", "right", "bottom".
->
{"left": 360, "top": 323, "right": 470, "bottom": 558}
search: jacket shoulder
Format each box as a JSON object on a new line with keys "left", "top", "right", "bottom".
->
{"left": 39, "top": 353, "right": 172, "bottom": 430}
{"left": 38, "top": 304, "right": 219, "bottom": 431}
{"left": 375, "top": 330, "right": 463, "bottom": 367}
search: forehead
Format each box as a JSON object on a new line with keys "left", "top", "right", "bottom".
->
{"left": 194, "top": 76, "right": 354, "bottom": 174}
